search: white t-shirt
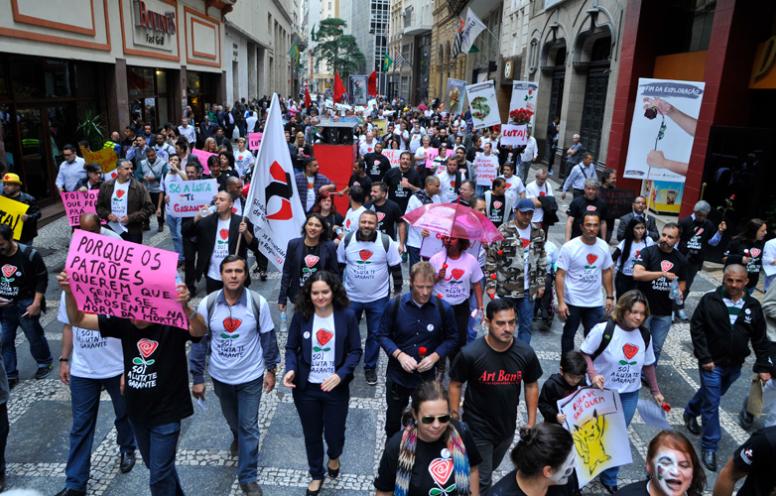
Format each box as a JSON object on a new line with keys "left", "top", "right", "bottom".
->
{"left": 58, "top": 293, "right": 123, "bottom": 379}
{"left": 580, "top": 322, "right": 656, "bottom": 393}
{"left": 197, "top": 291, "right": 274, "bottom": 385}
{"left": 405, "top": 193, "right": 441, "bottom": 248}
{"left": 517, "top": 225, "right": 532, "bottom": 290}
{"left": 161, "top": 173, "right": 183, "bottom": 217}
{"left": 308, "top": 313, "right": 336, "bottom": 383}
{"left": 343, "top": 205, "right": 366, "bottom": 233}
{"left": 359, "top": 140, "right": 376, "bottom": 157}
{"left": 233, "top": 150, "right": 254, "bottom": 178}
{"left": 615, "top": 238, "right": 654, "bottom": 276}
{"left": 436, "top": 169, "right": 463, "bottom": 203}
{"left": 232, "top": 197, "right": 244, "bottom": 217}
{"left": 337, "top": 234, "right": 402, "bottom": 302}
{"left": 109, "top": 180, "right": 131, "bottom": 234}
{"left": 556, "top": 237, "right": 613, "bottom": 307}
{"left": 429, "top": 252, "right": 483, "bottom": 305}
{"left": 525, "top": 181, "right": 553, "bottom": 223}
{"left": 306, "top": 176, "right": 316, "bottom": 212}
{"left": 208, "top": 217, "right": 232, "bottom": 280}
{"left": 501, "top": 175, "right": 525, "bottom": 204}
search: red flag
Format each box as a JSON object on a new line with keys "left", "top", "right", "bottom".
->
{"left": 367, "top": 71, "right": 377, "bottom": 97}
{"left": 333, "top": 72, "right": 346, "bottom": 103}
{"left": 304, "top": 83, "right": 312, "bottom": 108}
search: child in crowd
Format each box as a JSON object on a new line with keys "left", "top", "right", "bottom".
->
{"left": 538, "top": 350, "right": 588, "bottom": 424}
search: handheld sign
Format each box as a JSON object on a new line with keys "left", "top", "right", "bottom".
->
{"left": 61, "top": 191, "right": 99, "bottom": 226}
{"left": 500, "top": 124, "right": 528, "bottom": 147}
{"left": 165, "top": 179, "right": 218, "bottom": 218}
{"left": 474, "top": 154, "right": 499, "bottom": 187}
{"left": 248, "top": 132, "right": 263, "bottom": 151}
{"left": 0, "top": 195, "right": 29, "bottom": 240}
{"left": 65, "top": 230, "right": 188, "bottom": 330}
{"left": 190, "top": 149, "right": 214, "bottom": 175}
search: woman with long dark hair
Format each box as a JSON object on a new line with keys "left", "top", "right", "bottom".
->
{"left": 283, "top": 271, "right": 362, "bottom": 495}
{"left": 724, "top": 218, "right": 768, "bottom": 293}
{"left": 612, "top": 218, "right": 654, "bottom": 297}
{"left": 312, "top": 193, "right": 344, "bottom": 242}
{"left": 375, "top": 381, "right": 482, "bottom": 495}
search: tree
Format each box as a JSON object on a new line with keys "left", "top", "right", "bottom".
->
{"left": 313, "top": 18, "right": 365, "bottom": 78}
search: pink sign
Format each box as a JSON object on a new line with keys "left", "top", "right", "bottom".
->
{"left": 248, "top": 132, "right": 263, "bottom": 151}
{"left": 383, "top": 149, "right": 402, "bottom": 168}
{"left": 190, "top": 148, "right": 214, "bottom": 175}
{"left": 60, "top": 190, "right": 99, "bottom": 226}
{"left": 424, "top": 147, "right": 454, "bottom": 169}
{"left": 65, "top": 230, "right": 188, "bottom": 330}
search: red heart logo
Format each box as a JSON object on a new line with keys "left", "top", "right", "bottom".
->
{"left": 115, "top": 189, "right": 125, "bottom": 198}
{"left": 586, "top": 205, "right": 597, "bottom": 211}
{"left": 750, "top": 248, "right": 762, "bottom": 258}
{"left": 111, "top": 171, "right": 118, "bottom": 179}
{"left": 622, "top": 343, "right": 639, "bottom": 360}
{"left": 269, "top": 161, "right": 286, "bottom": 182}
{"left": 376, "top": 212, "right": 385, "bottom": 222}
{"left": 137, "top": 338, "right": 158, "bottom": 358}
{"left": 521, "top": 238, "right": 530, "bottom": 249}
{"left": 316, "top": 328, "right": 333, "bottom": 346}
{"left": 1, "top": 265, "right": 16, "bottom": 278}
{"left": 428, "top": 458, "right": 454, "bottom": 487}
{"left": 450, "top": 181, "right": 456, "bottom": 188}
{"left": 359, "top": 249, "right": 373, "bottom": 261}
{"left": 345, "top": 219, "right": 351, "bottom": 228}
{"left": 695, "top": 227, "right": 704, "bottom": 235}
{"left": 635, "top": 250, "right": 641, "bottom": 258}
{"left": 660, "top": 260, "right": 674, "bottom": 272}
{"left": 539, "top": 191, "right": 546, "bottom": 197}
{"left": 451, "top": 268, "right": 465, "bottom": 280}
{"left": 223, "top": 318, "right": 242, "bottom": 333}
{"left": 505, "top": 182, "right": 511, "bottom": 188}
{"left": 304, "top": 255, "right": 319, "bottom": 268}
{"left": 493, "top": 201, "right": 503, "bottom": 209}
{"left": 231, "top": 207, "right": 237, "bottom": 214}
{"left": 586, "top": 254, "right": 598, "bottom": 265}
{"left": 219, "top": 228, "right": 229, "bottom": 240}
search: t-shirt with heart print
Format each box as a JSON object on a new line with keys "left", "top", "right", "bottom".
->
{"left": 208, "top": 218, "right": 232, "bottom": 280}
{"left": 429, "top": 251, "right": 484, "bottom": 305}
{"left": 109, "top": 180, "right": 131, "bottom": 234}
{"left": 487, "top": 193, "right": 507, "bottom": 227}
{"left": 98, "top": 316, "right": 202, "bottom": 424}
{"left": 299, "top": 244, "right": 321, "bottom": 288}
{"left": 196, "top": 289, "right": 274, "bottom": 385}
{"left": 556, "top": 237, "right": 614, "bottom": 307}
{"left": 633, "top": 244, "right": 688, "bottom": 316}
{"left": 580, "top": 321, "right": 656, "bottom": 393}
{"left": 308, "top": 313, "right": 336, "bottom": 383}
{"left": 337, "top": 232, "right": 403, "bottom": 303}
{"left": 343, "top": 205, "right": 367, "bottom": 234}
{"left": 374, "top": 419, "right": 483, "bottom": 495}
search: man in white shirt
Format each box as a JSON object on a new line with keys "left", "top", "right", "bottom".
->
{"left": 436, "top": 156, "right": 465, "bottom": 203}
{"left": 525, "top": 168, "right": 554, "bottom": 233}
{"left": 562, "top": 153, "right": 597, "bottom": 199}
{"left": 177, "top": 118, "right": 196, "bottom": 144}
{"left": 556, "top": 211, "right": 614, "bottom": 354}
{"left": 359, "top": 132, "right": 378, "bottom": 157}
{"left": 499, "top": 162, "right": 525, "bottom": 204}
{"left": 55, "top": 144, "right": 86, "bottom": 193}
{"left": 402, "top": 176, "right": 441, "bottom": 269}
{"left": 343, "top": 184, "right": 368, "bottom": 234}
{"left": 518, "top": 128, "right": 539, "bottom": 184}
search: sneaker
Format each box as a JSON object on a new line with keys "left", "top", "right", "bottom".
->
{"left": 365, "top": 369, "right": 378, "bottom": 386}
{"left": 239, "top": 482, "right": 263, "bottom": 496}
{"left": 683, "top": 411, "right": 701, "bottom": 435}
{"left": 677, "top": 309, "right": 689, "bottom": 322}
{"left": 35, "top": 364, "right": 52, "bottom": 380}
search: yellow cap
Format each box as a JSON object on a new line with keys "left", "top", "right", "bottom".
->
{"left": 2, "top": 173, "right": 22, "bottom": 185}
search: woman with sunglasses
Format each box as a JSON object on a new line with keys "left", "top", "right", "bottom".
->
{"left": 283, "top": 271, "right": 362, "bottom": 495}
{"left": 375, "top": 381, "right": 482, "bottom": 496}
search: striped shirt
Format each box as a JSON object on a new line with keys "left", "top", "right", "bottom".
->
{"left": 722, "top": 296, "right": 746, "bottom": 325}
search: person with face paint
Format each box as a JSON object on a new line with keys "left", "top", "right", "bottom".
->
{"left": 488, "top": 422, "right": 576, "bottom": 496}
{"left": 616, "top": 430, "right": 705, "bottom": 496}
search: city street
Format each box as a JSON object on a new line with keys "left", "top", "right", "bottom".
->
{"left": 1, "top": 174, "right": 758, "bottom": 495}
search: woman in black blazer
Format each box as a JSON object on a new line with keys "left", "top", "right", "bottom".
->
{"left": 282, "top": 271, "right": 362, "bottom": 496}
{"left": 278, "top": 213, "right": 339, "bottom": 312}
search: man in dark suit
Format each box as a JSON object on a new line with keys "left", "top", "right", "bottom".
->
{"left": 616, "top": 195, "right": 659, "bottom": 242}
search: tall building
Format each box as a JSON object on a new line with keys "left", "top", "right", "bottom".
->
{"left": 388, "top": 0, "right": 432, "bottom": 103}
{"left": 350, "top": 0, "right": 390, "bottom": 92}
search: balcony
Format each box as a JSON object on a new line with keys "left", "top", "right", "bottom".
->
{"left": 402, "top": 4, "right": 431, "bottom": 36}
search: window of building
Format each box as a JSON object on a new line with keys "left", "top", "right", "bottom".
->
{"left": 655, "top": 0, "right": 716, "bottom": 54}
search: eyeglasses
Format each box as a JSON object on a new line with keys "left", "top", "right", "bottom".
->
{"left": 420, "top": 415, "right": 450, "bottom": 425}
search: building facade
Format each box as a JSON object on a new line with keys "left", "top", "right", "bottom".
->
{"left": 350, "top": 0, "right": 390, "bottom": 93}
{"left": 387, "top": 0, "right": 432, "bottom": 103}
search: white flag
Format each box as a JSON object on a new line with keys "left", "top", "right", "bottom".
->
{"left": 244, "top": 93, "right": 305, "bottom": 270}
{"left": 454, "top": 8, "right": 486, "bottom": 57}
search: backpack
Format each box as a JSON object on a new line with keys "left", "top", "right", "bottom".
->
{"left": 343, "top": 231, "right": 391, "bottom": 253}
{"left": 389, "top": 294, "right": 446, "bottom": 334}
{"left": 204, "top": 289, "right": 263, "bottom": 334}
{"left": 590, "top": 319, "right": 651, "bottom": 361}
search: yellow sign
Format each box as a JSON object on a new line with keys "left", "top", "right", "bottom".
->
{"left": 79, "top": 143, "right": 119, "bottom": 173}
{"left": 0, "top": 195, "right": 29, "bottom": 240}
{"left": 373, "top": 119, "right": 387, "bottom": 135}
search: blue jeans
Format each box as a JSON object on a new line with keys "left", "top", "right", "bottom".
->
{"left": 646, "top": 315, "right": 672, "bottom": 363}
{"left": 561, "top": 305, "right": 604, "bottom": 354}
{"left": 467, "top": 293, "right": 480, "bottom": 342}
{"left": 519, "top": 160, "right": 532, "bottom": 184}
{"left": 350, "top": 296, "right": 388, "bottom": 370}
{"left": 211, "top": 376, "right": 263, "bottom": 484}
{"left": 407, "top": 246, "right": 421, "bottom": 271}
{"left": 505, "top": 296, "right": 535, "bottom": 344}
{"left": 0, "top": 297, "right": 52, "bottom": 379}
{"left": 66, "top": 374, "right": 136, "bottom": 491}
{"left": 685, "top": 365, "right": 742, "bottom": 451}
{"left": 599, "top": 390, "right": 639, "bottom": 486}
{"left": 165, "top": 213, "right": 184, "bottom": 262}
{"left": 130, "top": 419, "right": 184, "bottom": 496}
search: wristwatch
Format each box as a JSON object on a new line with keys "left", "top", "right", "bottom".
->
{"left": 266, "top": 367, "right": 277, "bottom": 375}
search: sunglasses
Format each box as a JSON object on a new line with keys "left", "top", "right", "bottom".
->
{"left": 420, "top": 415, "right": 450, "bottom": 425}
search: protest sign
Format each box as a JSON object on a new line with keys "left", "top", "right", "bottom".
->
{"left": 383, "top": 149, "right": 402, "bottom": 168}
{"left": 623, "top": 78, "right": 705, "bottom": 183}
{"left": 248, "top": 132, "right": 263, "bottom": 151}
{"left": 190, "top": 149, "right": 214, "bottom": 175}
{"left": 446, "top": 79, "right": 467, "bottom": 114}
{"left": 0, "top": 195, "right": 29, "bottom": 240}
{"left": 466, "top": 81, "right": 500, "bottom": 129}
{"left": 166, "top": 179, "right": 218, "bottom": 218}
{"left": 500, "top": 124, "right": 528, "bottom": 147}
{"left": 474, "top": 154, "right": 499, "bottom": 187}
{"left": 373, "top": 119, "right": 388, "bottom": 135}
{"left": 61, "top": 190, "right": 99, "bottom": 226}
{"left": 558, "top": 388, "right": 631, "bottom": 488}
{"left": 65, "top": 230, "right": 188, "bottom": 329}
{"left": 508, "top": 81, "right": 538, "bottom": 124}
{"left": 80, "top": 144, "right": 119, "bottom": 173}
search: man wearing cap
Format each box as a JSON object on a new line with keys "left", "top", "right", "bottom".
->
{"left": 2, "top": 173, "right": 40, "bottom": 245}
{"left": 485, "top": 198, "right": 547, "bottom": 344}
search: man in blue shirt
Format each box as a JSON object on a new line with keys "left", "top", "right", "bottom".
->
{"left": 376, "top": 261, "right": 458, "bottom": 438}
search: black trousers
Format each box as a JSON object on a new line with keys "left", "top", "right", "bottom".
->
{"left": 253, "top": 250, "right": 268, "bottom": 273}
{"left": 292, "top": 383, "right": 350, "bottom": 480}
{"left": 120, "top": 230, "right": 143, "bottom": 244}
{"left": 446, "top": 301, "right": 470, "bottom": 368}
{"left": 205, "top": 277, "right": 224, "bottom": 294}
{"left": 385, "top": 378, "right": 414, "bottom": 439}
{"left": 0, "top": 403, "right": 7, "bottom": 477}
{"left": 149, "top": 192, "right": 164, "bottom": 226}
{"left": 183, "top": 238, "right": 198, "bottom": 294}
{"left": 615, "top": 271, "right": 636, "bottom": 299}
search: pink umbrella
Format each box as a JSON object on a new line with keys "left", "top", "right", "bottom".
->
{"left": 402, "top": 202, "right": 504, "bottom": 243}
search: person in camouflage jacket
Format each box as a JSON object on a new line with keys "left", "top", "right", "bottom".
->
{"left": 485, "top": 198, "right": 547, "bottom": 343}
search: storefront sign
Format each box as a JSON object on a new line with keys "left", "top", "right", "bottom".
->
{"left": 132, "top": 0, "right": 177, "bottom": 51}
{"left": 0, "top": 196, "right": 28, "bottom": 241}
{"left": 61, "top": 191, "right": 99, "bottom": 226}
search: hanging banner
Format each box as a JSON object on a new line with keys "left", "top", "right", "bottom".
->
{"left": 0, "top": 195, "right": 29, "bottom": 240}
{"left": 383, "top": 149, "right": 402, "bottom": 168}
{"left": 474, "top": 153, "right": 499, "bottom": 187}
{"left": 65, "top": 230, "right": 188, "bottom": 330}
{"left": 248, "top": 132, "right": 263, "bottom": 151}
{"left": 466, "top": 81, "right": 500, "bottom": 129}
{"left": 446, "top": 78, "right": 467, "bottom": 115}
{"left": 558, "top": 388, "right": 632, "bottom": 488}
{"left": 623, "top": 78, "right": 705, "bottom": 183}
{"left": 61, "top": 190, "right": 99, "bottom": 226}
{"left": 349, "top": 75, "right": 369, "bottom": 105}
{"left": 500, "top": 124, "right": 528, "bottom": 147}
{"left": 165, "top": 179, "right": 218, "bottom": 218}
{"left": 509, "top": 81, "right": 539, "bottom": 126}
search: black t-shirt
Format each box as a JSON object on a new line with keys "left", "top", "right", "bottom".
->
{"left": 679, "top": 216, "right": 716, "bottom": 264}
{"left": 372, "top": 199, "right": 402, "bottom": 239}
{"left": 322, "top": 212, "right": 344, "bottom": 239}
{"left": 0, "top": 245, "right": 47, "bottom": 302}
{"left": 299, "top": 243, "right": 321, "bottom": 288}
{"left": 487, "top": 194, "right": 507, "bottom": 227}
{"left": 348, "top": 173, "right": 372, "bottom": 193}
{"left": 614, "top": 480, "right": 648, "bottom": 495}
{"left": 98, "top": 316, "right": 200, "bottom": 425}
{"left": 385, "top": 167, "right": 421, "bottom": 214}
{"left": 567, "top": 196, "right": 608, "bottom": 239}
{"left": 374, "top": 420, "right": 482, "bottom": 495}
{"left": 725, "top": 238, "right": 765, "bottom": 289}
{"left": 633, "top": 245, "right": 688, "bottom": 316}
{"left": 450, "top": 338, "right": 543, "bottom": 441}
{"left": 488, "top": 470, "right": 575, "bottom": 496}
{"left": 364, "top": 152, "right": 391, "bottom": 183}
{"left": 732, "top": 426, "right": 776, "bottom": 496}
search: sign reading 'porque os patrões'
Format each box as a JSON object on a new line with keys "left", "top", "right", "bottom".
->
{"left": 66, "top": 230, "right": 188, "bottom": 329}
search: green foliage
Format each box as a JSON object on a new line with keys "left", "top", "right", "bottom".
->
{"left": 76, "top": 111, "right": 105, "bottom": 151}
{"left": 313, "top": 18, "right": 366, "bottom": 77}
